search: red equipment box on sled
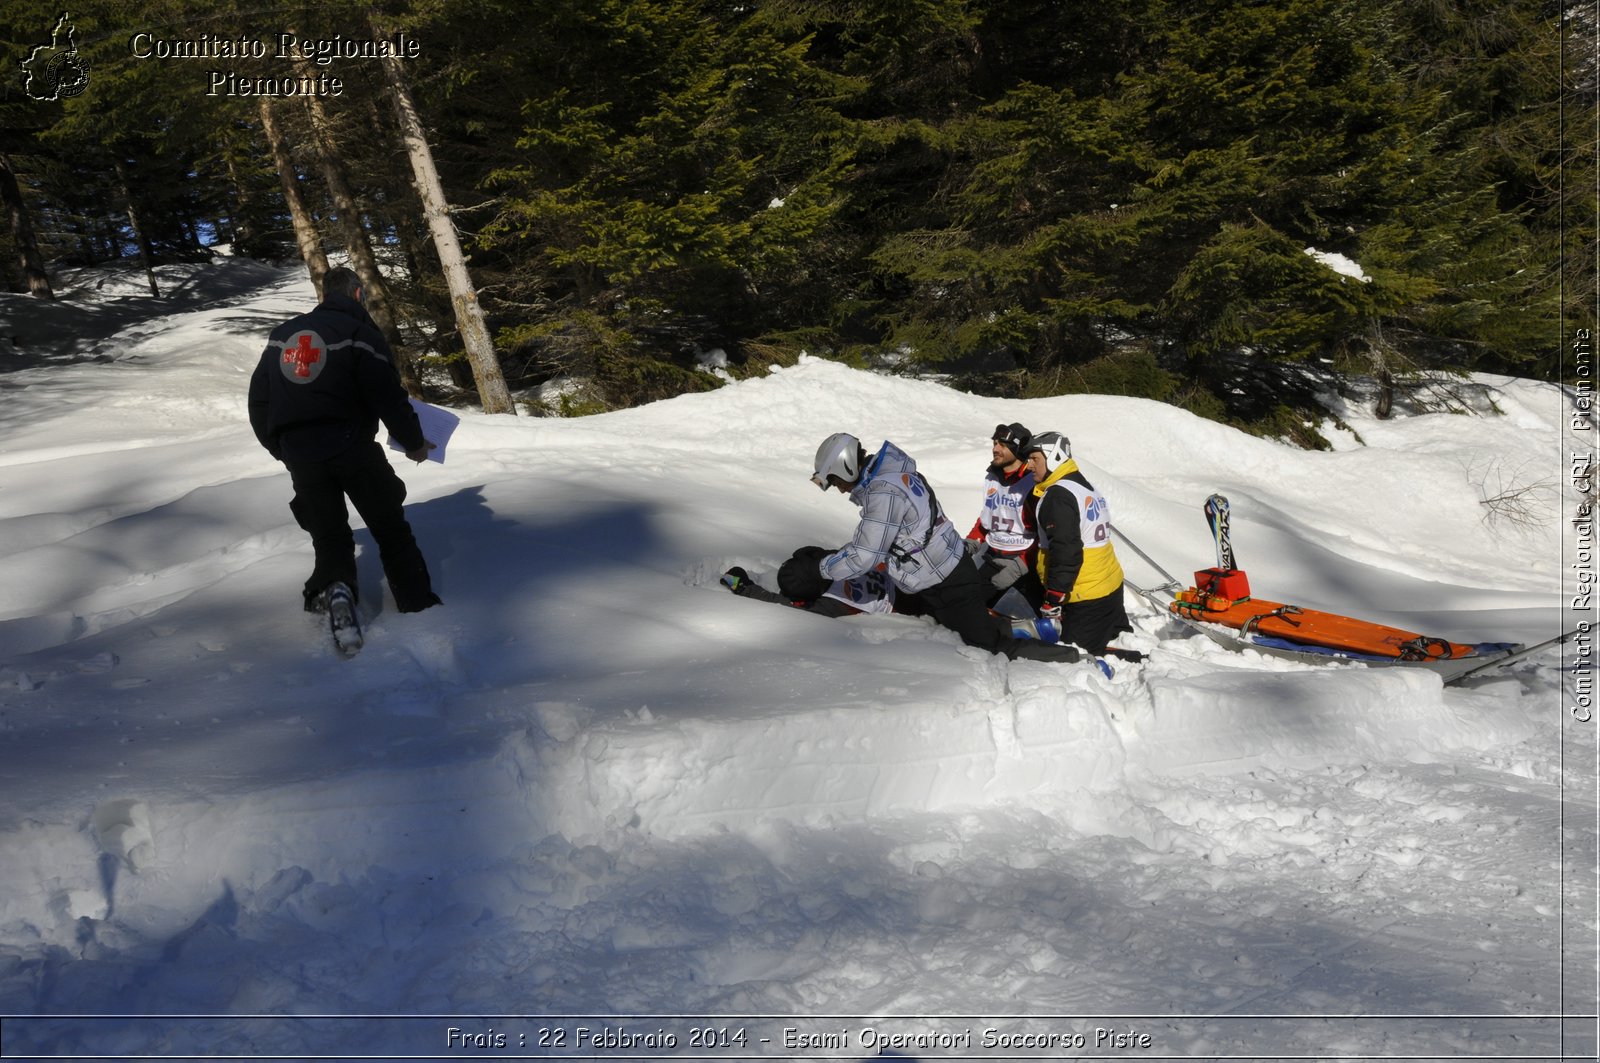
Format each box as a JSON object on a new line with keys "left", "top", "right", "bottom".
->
{"left": 1193, "top": 567, "right": 1251, "bottom": 602}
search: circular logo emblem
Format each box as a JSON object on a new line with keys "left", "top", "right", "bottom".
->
{"left": 279, "top": 329, "right": 327, "bottom": 384}
{"left": 47, "top": 51, "right": 90, "bottom": 99}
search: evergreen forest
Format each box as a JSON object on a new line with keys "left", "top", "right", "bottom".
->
{"left": 0, "top": 0, "right": 1593, "bottom": 443}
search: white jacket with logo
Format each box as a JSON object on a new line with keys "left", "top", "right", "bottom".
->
{"left": 820, "top": 441, "right": 965, "bottom": 594}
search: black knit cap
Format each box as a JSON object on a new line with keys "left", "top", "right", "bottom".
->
{"left": 992, "top": 422, "right": 1031, "bottom": 459}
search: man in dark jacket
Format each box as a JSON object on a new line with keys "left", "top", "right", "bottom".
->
{"left": 248, "top": 266, "right": 441, "bottom": 614}
{"left": 1024, "top": 430, "right": 1132, "bottom": 655}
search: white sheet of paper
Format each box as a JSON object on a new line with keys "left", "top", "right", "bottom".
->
{"left": 387, "top": 399, "right": 460, "bottom": 464}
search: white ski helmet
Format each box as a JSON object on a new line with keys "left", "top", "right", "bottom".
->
{"left": 1026, "top": 430, "right": 1071, "bottom": 473}
{"left": 812, "top": 432, "right": 864, "bottom": 490}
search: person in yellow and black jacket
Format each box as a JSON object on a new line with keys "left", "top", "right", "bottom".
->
{"left": 1023, "top": 431, "right": 1133, "bottom": 655}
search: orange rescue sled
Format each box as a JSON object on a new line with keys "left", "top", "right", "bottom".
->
{"left": 1169, "top": 568, "right": 1473, "bottom": 662}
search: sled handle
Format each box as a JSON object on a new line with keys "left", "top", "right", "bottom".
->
{"left": 1109, "top": 522, "right": 1183, "bottom": 589}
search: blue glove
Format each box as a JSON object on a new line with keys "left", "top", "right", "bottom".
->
{"left": 1094, "top": 657, "right": 1114, "bottom": 680}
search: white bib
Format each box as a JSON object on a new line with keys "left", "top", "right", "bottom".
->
{"left": 978, "top": 470, "right": 1036, "bottom": 553}
{"left": 824, "top": 568, "right": 896, "bottom": 613}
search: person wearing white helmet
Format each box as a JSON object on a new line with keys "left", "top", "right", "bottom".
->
{"left": 1024, "top": 430, "right": 1134, "bottom": 656}
{"left": 809, "top": 432, "right": 1089, "bottom": 665}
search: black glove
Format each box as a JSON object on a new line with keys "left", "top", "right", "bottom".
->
{"left": 1040, "top": 589, "right": 1066, "bottom": 619}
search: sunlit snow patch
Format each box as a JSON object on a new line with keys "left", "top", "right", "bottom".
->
{"left": 1305, "top": 246, "right": 1371, "bottom": 283}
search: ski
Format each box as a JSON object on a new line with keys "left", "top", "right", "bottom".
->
{"left": 1440, "top": 627, "right": 1586, "bottom": 684}
{"left": 325, "top": 581, "right": 364, "bottom": 658}
{"left": 1204, "top": 493, "right": 1235, "bottom": 570}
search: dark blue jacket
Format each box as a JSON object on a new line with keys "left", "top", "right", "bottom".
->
{"left": 248, "top": 293, "right": 423, "bottom": 463}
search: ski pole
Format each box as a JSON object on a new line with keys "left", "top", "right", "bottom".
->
{"left": 1109, "top": 522, "right": 1182, "bottom": 589}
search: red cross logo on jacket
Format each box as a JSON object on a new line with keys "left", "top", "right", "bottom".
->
{"left": 278, "top": 330, "right": 328, "bottom": 383}
{"left": 284, "top": 333, "right": 322, "bottom": 377}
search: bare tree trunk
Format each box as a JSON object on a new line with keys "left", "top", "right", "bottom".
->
{"left": 393, "top": 210, "right": 476, "bottom": 390}
{"left": 224, "top": 152, "right": 253, "bottom": 252}
{"left": 259, "top": 98, "right": 329, "bottom": 291}
{"left": 1368, "top": 320, "right": 1394, "bottom": 420}
{"left": 113, "top": 158, "right": 160, "bottom": 298}
{"left": 373, "top": 24, "right": 514, "bottom": 414}
{"left": 0, "top": 152, "right": 53, "bottom": 299}
{"left": 296, "top": 79, "right": 421, "bottom": 396}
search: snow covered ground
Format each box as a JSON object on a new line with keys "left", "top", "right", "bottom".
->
{"left": 0, "top": 258, "right": 1594, "bottom": 1060}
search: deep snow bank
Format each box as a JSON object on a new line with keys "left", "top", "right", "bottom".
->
{"left": 0, "top": 641, "right": 1543, "bottom": 962}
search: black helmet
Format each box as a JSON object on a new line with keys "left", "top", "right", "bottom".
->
{"left": 992, "top": 422, "right": 1031, "bottom": 462}
{"left": 778, "top": 545, "right": 833, "bottom": 600}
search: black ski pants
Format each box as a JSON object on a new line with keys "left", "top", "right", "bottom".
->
{"left": 1057, "top": 587, "right": 1133, "bottom": 656}
{"left": 285, "top": 440, "right": 440, "bottom": 613}
{"left": 910, "top": 559, "right": 1082, "bottom": 663}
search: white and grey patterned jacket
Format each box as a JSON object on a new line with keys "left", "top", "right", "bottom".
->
{"left": 821, "top": 441, "right": 964, "bottom": 594}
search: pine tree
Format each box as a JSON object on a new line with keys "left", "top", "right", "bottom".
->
{"left": 480, "top": 0, "right": 860, "bottom": 405}
{"left": 1109, "top": 0, "right": 1561, "bottom": 417}
{"left": 0, "top": 0, "right": 1575, "bottom": 432}
{"left": 0, "top": 152, "right": 53, "bottom": 298}
{"left": 1383, "top": 0, "right": 1583, "bottom": 379}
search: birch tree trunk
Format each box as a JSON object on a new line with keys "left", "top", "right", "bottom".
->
{"left": 372, "top": 24, "right": 514, "bottom": 414}
{"left": 113, "top": 158, "right": 160, "bottom": 298}
{"left": 297, "top": 80, "right": 422, "bottom": 396}
{"left": 393, "top": 208, "right": 477, "bottom": 391}
{"left": 0, "top": 152, "right": 53, "bottom": 299}
{"left": 258, "top": 98, "right": 328, "bottom": 291}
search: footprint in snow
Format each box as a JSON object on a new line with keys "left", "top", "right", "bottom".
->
{"left": 75, "top": 652, "right": 119, "bottom": 674}
{"left": 362, "top": 686, "right": 443, "bottom": 718}
{"left": 92, "top": 798, "right": 155, "bottom": 872}
{"left": 396, "top": 631, "right": 467, "bottom": 685}
{"left": 2, "top": 669, "right": 44, "bottom": 692}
